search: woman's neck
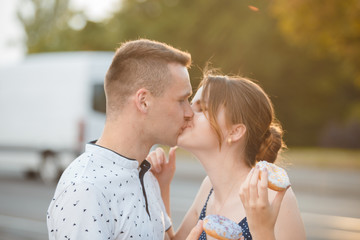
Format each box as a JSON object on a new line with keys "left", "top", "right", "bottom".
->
{"left": 193, "top": 147, "right": 251, "bottom": 203}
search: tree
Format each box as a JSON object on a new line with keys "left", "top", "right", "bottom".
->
{"left": 271, "top": 0, "right": 360, "bottom": 146}
{"left": 17, "top": 0, "right": 360, "bottom": 147}
{"left": 17, "top": 0, "right": 109, "bottom": 52}
{"left": 271, "top": 0, "right": 360, "bottom": 89}
{"left": 105, "top": 0, "right": 359, "bottom": 145}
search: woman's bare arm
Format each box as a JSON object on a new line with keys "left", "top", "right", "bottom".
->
{"left": 171, "top": 176, "right": 212, "bottom": 240}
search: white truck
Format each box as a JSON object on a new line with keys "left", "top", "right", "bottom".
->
{"left": 0, "top": 51, "right": 114, "bottom": 183}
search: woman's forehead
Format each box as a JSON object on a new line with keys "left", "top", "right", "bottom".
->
{"left": 192, "top": 86, "right": 204, "bottom": 102}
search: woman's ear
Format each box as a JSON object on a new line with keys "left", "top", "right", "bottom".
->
{"left": 135, "top": 88, "right": 151, "bottom": 113}
{"left": 229, "top": 124, "right": 246, "bottom": 142}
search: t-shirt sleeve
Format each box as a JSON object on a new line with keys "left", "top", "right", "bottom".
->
{"left": 163, "top": 200, "right": 172, "bottom": 231}
{"left": 47, "top": 182, "right": 114, "bottom": 240}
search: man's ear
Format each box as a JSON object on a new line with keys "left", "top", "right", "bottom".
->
{"left": 229, "top": 124, "right": 246, "bottom": 143}
{"left": 135, "top": 88, "right": 151, "bottom": 113}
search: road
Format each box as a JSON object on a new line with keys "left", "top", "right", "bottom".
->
{"left": 0, "top": 156, "right": 360, "bottom": 240}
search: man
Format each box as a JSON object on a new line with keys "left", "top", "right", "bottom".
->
{"left": 47, "top": 39, "right": 202, "bottom": 239}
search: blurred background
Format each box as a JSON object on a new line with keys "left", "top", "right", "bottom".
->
{"left": 0, "top": 0, "right": 359, "bottom": 239}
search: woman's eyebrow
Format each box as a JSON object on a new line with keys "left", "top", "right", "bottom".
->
{"left": 191, "top": 99, "right": 200, "bottom": 105}
{"left": 200, "top": 100, "right": 208, "bottom": 106}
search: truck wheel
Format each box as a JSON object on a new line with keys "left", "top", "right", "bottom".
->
{"left": 38, "top": 150, "right": 62, "bottom": 184}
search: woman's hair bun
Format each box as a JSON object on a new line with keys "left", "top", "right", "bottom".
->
{"left": 255, "top": 123, "right": 286, "bottom": 163}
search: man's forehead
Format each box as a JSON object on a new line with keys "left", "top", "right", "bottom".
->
{"left": 179, "top": 80, "right": 192, "bottom": 95}
{"left": 177, "top": 88, "right": 192, "bottom": 99}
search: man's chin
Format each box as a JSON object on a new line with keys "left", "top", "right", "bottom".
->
{"left": 156, "top": 137, "right": 177, "bottom": 148}
{"left": 176, "top": 135, "right": 186, "bottom": 148}
{"left": 177, "top": 126, "right": 192, "bottom": 146}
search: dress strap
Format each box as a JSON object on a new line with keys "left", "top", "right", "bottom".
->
{"left": 199, "top": 188, "right": 213, "bottom": 220}
{"left": 198, "top": 188, "right": 214, "bottom": 240}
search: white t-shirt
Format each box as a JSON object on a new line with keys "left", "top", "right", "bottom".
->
{"left": 47, "top": 143, "right": 171, "bottom": 240}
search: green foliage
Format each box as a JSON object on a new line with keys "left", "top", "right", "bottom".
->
{"left": 18, "top": 0, "right": 74, "bottom": 52}
{"left": 271, "top": 0, "right": 360, "bottom": 89}
{"left": 270, "top": 0, "right": 360, "bottom": 146}
{"left": 17, "top": 0, "right": 111, "bottom": 52}
{"left": 17, "top": 0, "right": 360, "bottom": 147}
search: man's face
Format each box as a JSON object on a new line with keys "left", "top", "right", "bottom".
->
{"left": 148, "top": 63, "right": 193, "bottom": 146}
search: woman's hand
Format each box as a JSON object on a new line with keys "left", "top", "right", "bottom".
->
{"left": 185, "top": 220, "right": 203, "bottom": 240}
{"left": 239, "top": 166, "right": 287, "bottom": 240}
{"left": 146, "top": 146, "right": 177, "bottom": 189}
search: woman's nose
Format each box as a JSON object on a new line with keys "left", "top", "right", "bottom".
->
{"left": 184, "top": 102, "right": 194, "bottom": 120}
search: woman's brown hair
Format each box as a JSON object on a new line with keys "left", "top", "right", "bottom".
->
{"left": 199, "top": 72, "right": 286, "bottom": 167}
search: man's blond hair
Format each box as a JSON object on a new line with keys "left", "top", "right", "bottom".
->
{"left": 105, "top": 39, "right": 191, "bottom": 116}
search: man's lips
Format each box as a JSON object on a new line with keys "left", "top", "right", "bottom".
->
{"left": 179, "top": 123, "right": 192, "bottom": 134}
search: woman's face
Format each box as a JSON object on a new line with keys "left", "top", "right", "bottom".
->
{"left": 177, "top": 86, "right": 228, "bottom": 152}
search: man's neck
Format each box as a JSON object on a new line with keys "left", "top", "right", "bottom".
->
{"left": 96, "top": 120, "right": 152, "bottom": 164}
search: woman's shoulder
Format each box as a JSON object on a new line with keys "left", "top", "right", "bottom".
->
{"left": 199, "top": 176, "right": 213, "bottom": 197}
{"left": 201, "top": 175, "right": 212, "bottom": 189}
{"left": 274, "top": 188, "right": 306, "bottom": 239}
{"left": 279, "top": 187, "right": 301, "bottom": 213}
{"left": 192, "top": 176, "right": 213, "bottom": 214}
{"left": 268, "top": 187, "right": 298, "bottom": 205}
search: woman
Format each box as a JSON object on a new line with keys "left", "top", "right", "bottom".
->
{"left": 148, "top": 72, "right": 306, "bottom": 240}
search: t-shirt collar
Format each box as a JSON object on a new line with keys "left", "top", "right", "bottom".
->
{"left": 86, "top": 140, "right": 139, "bottom": 169}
